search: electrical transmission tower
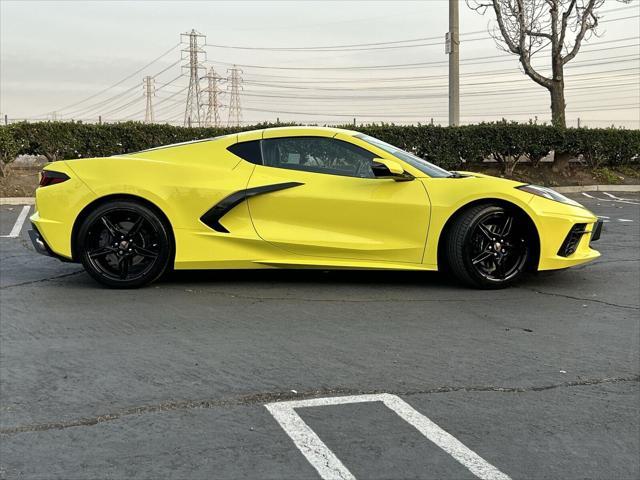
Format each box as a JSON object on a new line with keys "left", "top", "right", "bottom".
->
{"left": 181, "top": 29, "right": 206, "bottom": 127}
{"left": 227, "top": 65, "right": 243, "bottom": 127}
{"left": 143, "top": 76, "right": 155, "bottom": 124}
{"left": 202, "top": 68, "right": 221, "bottom": 127}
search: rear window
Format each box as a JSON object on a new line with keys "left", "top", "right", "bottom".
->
{"left": 227, "top": 140, "right": 262, "bottom": 165}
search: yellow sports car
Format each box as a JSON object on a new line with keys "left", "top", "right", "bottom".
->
{"left": 29, "top": 126, "right": 602, "bottom": 288}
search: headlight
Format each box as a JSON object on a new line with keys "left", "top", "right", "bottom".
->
{"left": 516, "top": 184, "right": 584, "bottom": 208}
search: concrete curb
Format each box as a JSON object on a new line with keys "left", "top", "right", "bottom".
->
{"left": 0, "top": 185, "right": 638, "bottom": 205}
{"left": 554, "top": 185, "right": 640, "bottom": 193}
{"left": 0, "top": 197, "right": 35, "bottom": 205}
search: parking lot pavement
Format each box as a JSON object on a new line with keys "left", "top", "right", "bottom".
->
{"left": 0, "top": 193, "right": 638, "bottom": 480}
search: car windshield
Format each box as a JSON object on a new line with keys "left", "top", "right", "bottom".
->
{"left": 355, "top": 133, "right": 452, "bottom": 178}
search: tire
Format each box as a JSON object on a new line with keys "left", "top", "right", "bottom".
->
{"left": 444, "top": 204, "right": 530, "bottom": 289}
{"left": 77, "top": 200, "right": 173, "bottom": 288}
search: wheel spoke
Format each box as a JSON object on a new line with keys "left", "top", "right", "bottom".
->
{"left": 119, "top": 256, "right": 131, "bottom": 279}
{"left": 101, "top": 216, "right": 122, "bottom": 238}
{"left": 501, "top": 216, "right": 513, "bottom": 237}
{"left": 472, "top": 249, "right": 494, "bottom": 265}
{"left": 133, "top": 245, "right": 159, "bottom": 259}
{"left": 88, "top": 246, "right": 117, "bottom": 259}
{"left": 127, "top": 215, "right": 145, "bottom": 237}
{"left": 494, "top": 258, "right": 506, "bottom": 278}
{"left": 477, "top": 222, "right": 493, "bottom": 241}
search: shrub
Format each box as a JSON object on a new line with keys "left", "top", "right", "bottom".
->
{"left": 1, "top": 121, "right": 638, "bottom": 177}
{"left": 0, "top": 126, "right": 19, "bottom": 177}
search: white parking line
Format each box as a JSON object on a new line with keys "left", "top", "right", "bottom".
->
{"left": 266, "top": 394, "right": 511, "bottom": 480}
{"left": 618, "top": 218, "right": 634, "bottom": 222}
{"left": 0, "top": 205, "right": 30, "bottom": 238}
{"left": 596, "top": 192, "right": 640, "bottom": 205}
{"left": 581, "top": 192, "right": 596, "bottom": 198}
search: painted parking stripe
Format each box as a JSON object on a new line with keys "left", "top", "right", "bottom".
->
{"left": 618, "top": 218, "right": 634, "bottom": 222}
{"left": 595, "top": 193, "right": 640, "bottom": 205}
{"left": 0, "top": 205, "right": 30, "bottom": 238}
{"left": 581, "top": 192, "right": 595, "bottom": 198}
{"left": 592, "top": 197, "right": 639, "bottom": 206}
{"left": 266, "top": 394, "right": 511, "bottom": 480}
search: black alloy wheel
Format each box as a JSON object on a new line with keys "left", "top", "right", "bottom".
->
{"left": 445, "top": 204, "right": 530, "bottom": 288}
{"left": 77, "top": 201, "right": 172, "bottom": 288}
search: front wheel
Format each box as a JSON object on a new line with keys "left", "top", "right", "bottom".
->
{"left": 445, "top": 204, "right": 530, "bottom": 289}
{"left": 77, "top": 200, "right": 173, "bottom": 288}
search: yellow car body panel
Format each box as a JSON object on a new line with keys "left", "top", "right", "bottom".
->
{"left": 247, "top": 165, "right": 430, "bottom": 263}
{"left": 30, "top": 126, "right": 601, "bottom": 277}
{"left": 419, "top": 174, "right": 600, "bottom": 270}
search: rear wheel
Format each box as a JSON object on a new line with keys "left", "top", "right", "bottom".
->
{"left": 445, "top": 204, "right": 530, "bottom": 288}
{"left": 77, "top": 201, "right": 172, "bottom": 288}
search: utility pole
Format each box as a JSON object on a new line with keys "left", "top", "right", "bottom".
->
{"left": 203, "top": 67, "right": 221, "bottom": 127}
{"left": 143, "top": 76, "right": 155, "bottom": 124}
{"left": 181, "top": 29, "right": 206, "bottom": 127}
{"left": 447, "top": 0, "right": 460, "bottom": 126}
{"left": 227, "top": 65, "right": 243, "bottom": 127}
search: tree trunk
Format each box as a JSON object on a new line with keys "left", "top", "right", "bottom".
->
{"left": 550, "top": 81, "right": 571, "bottom": 172}
{"left": 550, "top": 82, "right": 566, "bottom": 129}
{"left": 0, "top": 161, "right": 9, "bottom": 178}
{"left": 550, "top": 56, "right": 570, "bottom": 171}
{"left": 552, "top": 150, "right": 572, "bottom": 173}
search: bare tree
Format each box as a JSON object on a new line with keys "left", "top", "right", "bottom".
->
{"left": 468, "top": 0, "right": 611, "bottom": 128}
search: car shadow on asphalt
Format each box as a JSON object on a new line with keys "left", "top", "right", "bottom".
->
{"left": 162, "top": 268, "right": 460, "bottom": 290}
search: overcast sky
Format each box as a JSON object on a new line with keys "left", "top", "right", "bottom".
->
{"left": 1, "top": 0, "right": 638, "bottom": 127}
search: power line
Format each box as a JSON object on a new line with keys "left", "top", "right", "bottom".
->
{"left": 65, "top": 71, "right": 185, "bottom": 119}
{"left": 238, "top": 55, "right": 639, "bottom": 83}
{"left": 239, "top": 103, "right": 640, "bottom": 119}
{"left": 120, "top": 84, "right": 189, "bottom": 121}
{"left": 201, "top": 5, "right": 637, "bottom": 51}
{"left": 238, "top": 80, "right": 639, "bottom": 101}
{"left": 61, "top": 84, "right": 141, "bottom": 118}
{"left": 203, "top": 14, "right": 636, "bottom": 53}
{"left": 242, "top": 70, "right": 639, "bottom": 92}
{"left": 205, "top": 49, "right": 639, "bottom": 71}
{"left": 45, "top": 43, "right": 180, "bottom": 115}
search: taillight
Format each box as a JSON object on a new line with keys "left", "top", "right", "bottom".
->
{"left": 39, "top": 170, "right": 70, "bottom": 187}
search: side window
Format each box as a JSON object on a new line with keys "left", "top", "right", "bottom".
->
{"left": 261, "top": 137, "right": 376, "bottom": 178}
{"left": 227, "top": 140, "right": 262, "bottom": 165}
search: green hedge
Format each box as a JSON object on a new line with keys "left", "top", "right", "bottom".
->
{"left": 1, "top": 121, "right": 638, "bottom": 174}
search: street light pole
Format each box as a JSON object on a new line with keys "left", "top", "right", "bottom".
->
{"left": 448, "top": 0, "right": 460, "bottom": 126}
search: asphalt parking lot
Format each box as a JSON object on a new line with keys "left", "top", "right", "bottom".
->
{"left": 0, "top": 192, "right": 638, "bottom": 480}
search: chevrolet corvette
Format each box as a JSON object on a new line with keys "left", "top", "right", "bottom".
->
{"left": 29, "top": 126, "right": 603, "bottom": 288}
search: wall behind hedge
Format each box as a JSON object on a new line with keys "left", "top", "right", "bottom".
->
{"left": 1, "top": 121, "right": 638, "bottom": 173}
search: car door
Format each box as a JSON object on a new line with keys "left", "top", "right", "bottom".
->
{"left": 246, "top": 133, "right": 430, "bottom": 264}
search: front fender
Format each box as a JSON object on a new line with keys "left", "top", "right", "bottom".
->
{"left": 421, "top": 176, "right": 599, "bottom": 270}
{"left": 422, "top": 177, "right": 538, "bottom": 267}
